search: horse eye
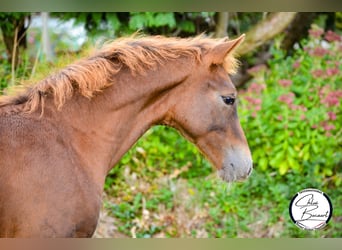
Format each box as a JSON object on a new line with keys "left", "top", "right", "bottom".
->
{"left": 221, "top": 96, "right": 235, "bottom": 105}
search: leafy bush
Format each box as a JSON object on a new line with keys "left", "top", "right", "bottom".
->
{"left": 239, "top": 25, "right": 341, "bottom": 185}
{"left": 105, "top": 126, "right": 212, "bottom": 191}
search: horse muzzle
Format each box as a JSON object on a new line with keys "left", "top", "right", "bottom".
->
{"left": 218, "top": 147, "right": 253, "bottom": 182}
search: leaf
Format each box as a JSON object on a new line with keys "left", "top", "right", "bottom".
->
{"left": 259, "top": 157, "right": 268, "bottom": 171}
{"left": 299, "top": 144, "right": 310, "bottom": 159}
{"left": 179, "top": 20, "right": 196, "bottom": 33}
{"left": 287, "top": 157, "right": 300, "bottom": 171}
{"left": 278, "top": 161, "right": 289, "bottom": 175}
{"left": 269, "top": 151, "right": 285, "bottom": 168}
{"left": 274, "top": 133, "right": 286, "bottom": 144}
{"left": 107, "top": 13, "right": 121, "bottom": 31}
{"left": 323, "top": 168, "right": 333, "bottom": 177}
{"left": 129, "top": 13, "right": 147, "bottom": 30}
{"left": 251, "top": 148, "right": 262, "bottom": 162}
{"left": 287, "top": 146, "right": 297, "bottom": 158}
{"left": 153, "top": 13, "right": 176, "bottom": 28}
{"left": 311, "top": 142, "right": 319, "bottom": 154}
{"left": 133, "top": 193, "right": 142, "bottom": 210}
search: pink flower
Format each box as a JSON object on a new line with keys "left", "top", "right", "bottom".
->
{"left": 254, "top": 98, "right": 262, "bottom": 105}
{"left": 292, "top": 60, "right": 300, "bottom": 69}
{"left": 323, "top": 123, "right": 335, "bottom": 131}
{"left": 300, "top": 114, "right": 306, "bottom": 120}
{"left": 289, "top": 104, "right": 308, "bottom": 112}
{"left": 310, "top": 47, "right": 329, "bottom": 57}
{"left": 289, "top": 104, "right": 297, "bottom": 110}
{"left": 309, "top": 27, "right": 324, "bottom": 38}
{"left": 243, "top": 95, "right": 263, "bottom": 116}
{"left": 321, "top": 91, "right": 341, "bottom": 107}
{"left": 320, "top": 121, "right": 335, "bottom": 133}
{"left": 278, "top": 92, "right": 295, "bottom": 105}
{"left": 277, "top": 115, "right": 283, "bottom": 121}
{"left": 318, "top": 86, "right": 331, "bottom": 98}
{"left": 327, "top": 111, "right": 337, "bottom": 121}
{"left": 278, "top": 79, "right": 293, "bottom": 87}
{"left": 324, "top": 96, "right": 339, "bottom": 107}
{"left": 326, "top": 67, "right": 339, "bottom": 76}
{"left": 312, "top": 69, "right": 325, "bottom": 78}
{"left": 325, "top": 30, "right": 341, "bottom": 42}
{"left": 245, "top": 96, "right": 259, "bottom": 105}
{"left": 255, "top": 105, "right": 261, "bottom": 111}
{"left": 247, "top": 82, "right": 266, "bottom": 94}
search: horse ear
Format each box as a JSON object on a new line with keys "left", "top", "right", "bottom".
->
{"left": 208, "top": 34, "right": 245, "bottom": 65}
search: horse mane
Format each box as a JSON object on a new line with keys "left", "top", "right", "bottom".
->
{"left": 0, "top": 35, "right": 239, "bottom": 113}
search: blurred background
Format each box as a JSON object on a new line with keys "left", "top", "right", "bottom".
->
{"left": 0, "top": 12, "right": 341, "bottom": 238}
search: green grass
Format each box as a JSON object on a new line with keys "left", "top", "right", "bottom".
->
{"left": 101, "top": 127, "right": 341, "bottom": 238}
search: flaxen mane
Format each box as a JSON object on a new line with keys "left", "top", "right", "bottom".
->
{"left": 0, "top": 35, "right": 239, "bottom": 113}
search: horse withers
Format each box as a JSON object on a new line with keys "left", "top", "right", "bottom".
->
{"left": 0, "top": 34, "right": 252, "bottom": 237}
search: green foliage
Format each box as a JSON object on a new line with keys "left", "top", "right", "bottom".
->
{"left": 104, "top": 170, "right": 341, "bottom": 238}
{"left": 239, "top": 26, "right": 342, "bottom": 185}
{"left": 0, "top": 13, "right": 29, "bottom": 31}
{"left": 0, "top": 49, "right": 33, "bottom": 94}
{"left": 105, "top": 187, "right": 175, "bottom": 237}
{"left": 228, "top": 12, "right": 264, "bottom": 36}
{"left": 53, "top": 12, "right": 216, "bottom": 38}
{"left": 0, "top": 60, "right": 11, "bottom": 93}
{"left": 129, "top": 12, "right": 176, "bottom": 30}
{"left": 105, "top": 126, "right": 212, "bottom": 190}
{"left": 190, "top": 171, "right": 341, "bottom": 238}
{"left": 336, "top": 12, "right": 342, "bottom": 29}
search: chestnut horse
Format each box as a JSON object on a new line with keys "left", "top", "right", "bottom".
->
{"left": 0, "top": 35, "right": 252, "bottom": 237}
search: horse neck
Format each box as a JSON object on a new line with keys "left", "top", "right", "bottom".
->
{"left": 58, "top": 58, "right": 194, "bottom": 185}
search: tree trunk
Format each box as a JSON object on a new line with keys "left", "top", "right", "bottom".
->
{"left": 236, "top": 12, "right": 297, "bottom": 56}
{"left": 214, "top": 12, "right": 229, "bottom": 38}
{"left": 281, "top": 12, "right": 318, "bottom": 52}
{"left": 41, "top": 12, "right": 55, "bottom": 62}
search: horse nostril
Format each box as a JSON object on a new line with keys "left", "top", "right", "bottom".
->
{"left": 230, "top": 163, "right": 235, "bottom": 170}
{"left": 247, "top": 166, "right": 252, "bottom": 176}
